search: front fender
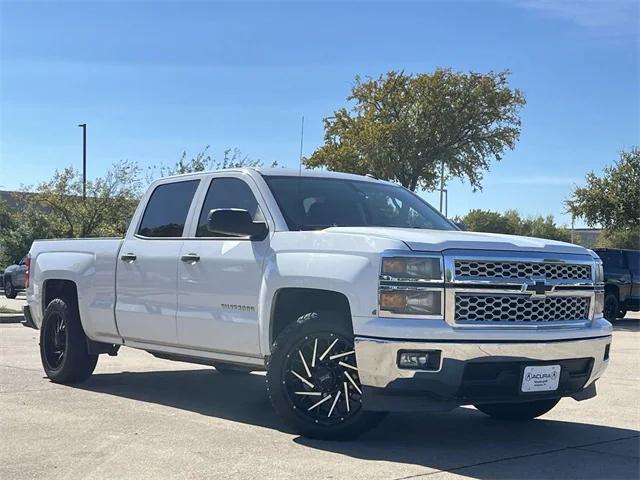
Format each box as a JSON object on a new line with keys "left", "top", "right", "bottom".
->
{"left": 258, "top": 251, "right": 380, "bottom": 354}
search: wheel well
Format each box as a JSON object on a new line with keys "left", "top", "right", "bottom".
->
{"left": 270, "top": 288, "right": 352, "bottom": 344}
{"left": 43, "top": 279, "right": 78, "bottom": 311}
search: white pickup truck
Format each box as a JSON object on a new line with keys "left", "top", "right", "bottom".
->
{"left": 24, "top": 168, "right": 612, "bottom": 439}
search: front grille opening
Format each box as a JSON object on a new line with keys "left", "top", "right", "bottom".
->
{"left": 455, "top": 294, "right": 591, "bottom": 323}
{"left": 455, "top": 260, "right": 592, "bottom": 280}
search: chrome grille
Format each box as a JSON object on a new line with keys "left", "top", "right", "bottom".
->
{"left": 454, "top": 260, "right": 591, "bottom": 280}
{"left": 455, "top": 294, "right": 591, "bottom": 323}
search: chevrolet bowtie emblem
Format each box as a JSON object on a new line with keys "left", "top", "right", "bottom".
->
{"left": 525, "top": 280, "right": 553, "bottom": 295}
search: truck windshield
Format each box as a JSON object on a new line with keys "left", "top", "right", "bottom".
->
{"left": 263, "top": 175, "right": 455, "bottom": 231}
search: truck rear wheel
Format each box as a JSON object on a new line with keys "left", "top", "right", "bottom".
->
{"left": 266, "top": 311, "right": 385, "bottom": 440}
{"left": 475, "top": 398, "right": 560, "bottom": 420}
{"left": 40, "top": 298, "right": 98, "bottom": 384}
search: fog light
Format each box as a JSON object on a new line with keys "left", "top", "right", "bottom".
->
{"left": 397, "top": 350, "right": 441, "bottom": 370}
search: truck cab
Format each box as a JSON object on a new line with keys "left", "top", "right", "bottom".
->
{"left": 24, "top": 168, "right": 612, "bottom": 439}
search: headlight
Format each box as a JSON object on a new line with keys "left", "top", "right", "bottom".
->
{"left": 593, "top": 259, "right": 604, "bottom": 318}
{"left": 594, "top": 290, "right": 605, "bottom": 318}
{"left": 379, "top": 254, "right": 444, "bottom": 318}
{"left": 380, "top": 290, "right": 442, "bottom": 317}
{"left": 381, "top": 257, "right": 442, "bottom": 281}
{"left": 594, "top": 260, "right": 604, "bottom": 283}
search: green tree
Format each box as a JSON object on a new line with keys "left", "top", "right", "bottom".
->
{"left": 29, "top": 160, "right": 142, "bottom": 238}
{"left": 458, "top": 209, "right": 512, "bottom": 234}
{"left": 0, "top": 203, "right": 58, "bottom": 268}
{"left": 305, "top": 69, "right": 526, "bottom": 191}
{"left": 457, "top": 209, "right": 570, "bottom": 242}
{"left": 147, "top": 146, "right": 276, "bottom": 180}
{"left": 567, "top": 148, "right": 640, "bottom": 249}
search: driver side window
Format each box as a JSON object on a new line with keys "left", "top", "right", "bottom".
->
{"left": 196, "top": 177, "right": 264, "bottom": 237}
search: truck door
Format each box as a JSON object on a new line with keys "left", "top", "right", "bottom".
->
{"left": 624, "top": 251, "right": 640, "bottom": 302}
{"left": 176, "top": 174, "right": 270, "bottom": 357}
{"left": 601, "top": 249, "right": 633, "bottom": 303}
{"left": 115, "top": 179, "right": 200, "bottom": 345}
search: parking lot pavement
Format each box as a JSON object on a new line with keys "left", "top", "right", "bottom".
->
{"left": 1, "top": 321, "right": 638, "bottom": 480}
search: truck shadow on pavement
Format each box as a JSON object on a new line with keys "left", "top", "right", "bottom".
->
{"left": 77, "top": 368, "right": 639, "bottom": 479}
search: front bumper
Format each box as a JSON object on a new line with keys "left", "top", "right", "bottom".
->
{"left": 354, "top": 335, "right": 611, "bottom": 412}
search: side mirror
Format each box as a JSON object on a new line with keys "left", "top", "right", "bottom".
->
{"left": 207, "top": 208, "right": 268, "bottom": 239}
{"left": 454, "top": 221, "right": 467, "bottom": 231}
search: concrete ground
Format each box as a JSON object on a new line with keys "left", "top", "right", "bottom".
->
{"left": 0, "top": 316, "right": 638, "bottom": 479}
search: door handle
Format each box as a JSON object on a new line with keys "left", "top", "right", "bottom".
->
{"left": 181, "top": 253, "right": 200, "bottom": 264}
{"left": 120, "top": 253, "right": 137, "bottom": 263}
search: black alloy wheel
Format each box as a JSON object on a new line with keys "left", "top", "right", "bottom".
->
{"left": 282, "top": 331, "right": 363, "bottom": 426}
{"left": 603, "top": 293, "right": 619, "bottom": 321}
{"left": 267, "top": 311, "right": 385, "bottom": 439}
{"left": 42, "top": 311, "right": 67, "bottom": 370}
{"left": 4, "top": 279, "right": 17, "bottom": 299}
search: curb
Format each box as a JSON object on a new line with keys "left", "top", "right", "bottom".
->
{"left": 0, "top": 314, "right": 24, "bottom": 324}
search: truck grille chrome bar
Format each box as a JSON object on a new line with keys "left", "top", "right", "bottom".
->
{"left": 454, "top": 260, "right": 592, "bottom": 280}
{"left": 455, "top": 294, "right": 591, "bottom": 323}
{"left": 443, "top": 251, "right": 599, "bottom": 328}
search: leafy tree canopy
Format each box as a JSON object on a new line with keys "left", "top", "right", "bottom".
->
{"left": 567, "top": 147, "right": 639, "bottom": 250}
{"left": 305, "top": 69, "right": 526, "bottom": 191}
{"left": 457, "top": 209, "right": 570, "bottom": 243}
{"left": 147, "top": 146, "right": 276, "bottom": 181}
{"left": 567, "top": 148, "right": 639, "bottom": 231}
{"left": 28, "top": 160, "right": 143, "bottom": 238}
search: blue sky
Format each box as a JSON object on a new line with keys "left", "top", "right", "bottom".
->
{"left": 1, "top": 0, "right": 638, "bottom": 226}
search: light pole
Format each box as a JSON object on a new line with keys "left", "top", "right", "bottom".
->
{"left": 438, "top": 160, "right": 446, "bottom": 214}
{"left": 78, "top": 123, "right": 87, "bottom": 200}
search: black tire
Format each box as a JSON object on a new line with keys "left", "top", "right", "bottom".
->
{"left": 4, "top": 279, "right": 17, "bottom": 299}
{"left": 475, "top": 398, "right": 560, "bottom": 420}
{"left": 266, "top": 311, "right": 385, "bottom": 440}
{"left": 213, "top": 363, "right": 253, "bottom": 375}
{"left": 39, "top": 297, "right": 98, "bottom": 384}
{"left": 604, "top": 293, "right": 619, "bottom": 321}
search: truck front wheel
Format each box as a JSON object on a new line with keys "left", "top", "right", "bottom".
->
{"left": 266, "top": 311, "right": 385, "bottom": 440}
{"left": 39, "top": 298, "right": 98, "bottom": 384}
{"left": 603, "top": 293, "right": 619, "bottom": 321}
{"left": 474, "top": 398, "right": 560, "bottom": 420}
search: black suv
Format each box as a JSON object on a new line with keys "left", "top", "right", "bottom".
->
{"left": 594, "top": 248, "right": 640, "bottom": 321}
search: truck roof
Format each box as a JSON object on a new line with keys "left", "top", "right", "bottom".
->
{"left": 158, "top": 167, "right": 390, "bottom": 184}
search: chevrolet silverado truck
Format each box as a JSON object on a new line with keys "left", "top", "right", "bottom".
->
{"left": 23, "top": 169, "right": 612, "bottom": 439}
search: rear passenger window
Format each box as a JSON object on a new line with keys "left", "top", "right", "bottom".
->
{"left": 138, "top": 180, "right": 199, "bottom": 237}
{"left": 196, "top": 178, "right": 264, "bottom": 237}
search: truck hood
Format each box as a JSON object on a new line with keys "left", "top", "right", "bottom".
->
{"left": 325, "top": 227, "right": 592, "bottom": 256}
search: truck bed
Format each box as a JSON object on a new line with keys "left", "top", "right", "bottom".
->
{"left": 27, "top": 238, "right": 124, "bottom": 342}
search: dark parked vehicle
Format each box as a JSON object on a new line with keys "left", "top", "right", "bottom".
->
{"left": 3, "top": 256, "right": 28, "bottom": 299}
{"left": 594, "top": 248, "right": 640, "bottom": 321}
